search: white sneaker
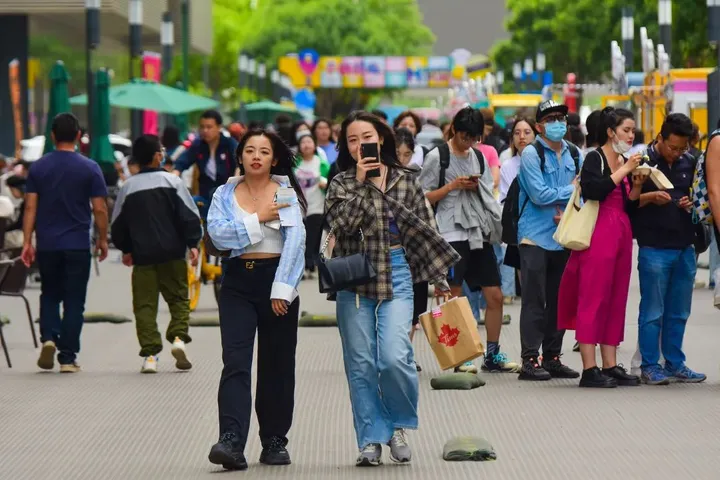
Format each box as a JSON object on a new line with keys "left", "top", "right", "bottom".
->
{"left": 171, "top": 337, "right": 192, "bottom": 370}
{"left": 141, "top": 355, "right": 158, "bottom": 374}
{"left": 455, "top": 361, "right": 478, "bottom": 374}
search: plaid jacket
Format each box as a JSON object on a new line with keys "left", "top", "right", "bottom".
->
{"left": 325, "top": 166, "right": 460, "bottom": 300}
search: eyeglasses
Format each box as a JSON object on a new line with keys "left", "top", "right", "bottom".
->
{"left": 542, "top": 114, "right": 567, "bottom": 124}
{"left": 666, "top": 144, "right": 689, "bottom": 154}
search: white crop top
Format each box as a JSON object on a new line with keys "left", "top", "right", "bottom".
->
{"left": 233, "top": 201, "right": 284, "bottom": 254}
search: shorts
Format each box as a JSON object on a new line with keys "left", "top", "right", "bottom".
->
{"left": 448, "top": 241, "right": 501, "bottom": 290}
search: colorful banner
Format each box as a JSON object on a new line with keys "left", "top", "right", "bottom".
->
{"left": 363, "top": 56, "right": 385, "bottom": 88}
{"left": 385, "top": 57, "right": 407, "bottom": 88}
{"left": 319, "top": 56, "right": 343, "bottom": 88}
{"left": 142, "top": 52, "right": 161, "bottom": 135}
{"left": 341, "top": 57, "right": 364, "bottom": 88}
{"left": 8, "top": 59, "right": 22, "bottom": 158}
{"left": 278, "top": 53, "right": 453, "bottom": 89}
{"left": 406, "top": 57, "right": 429, "bottom": 88}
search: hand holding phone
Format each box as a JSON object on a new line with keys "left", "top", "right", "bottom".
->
{"left": 357, "top": 142, "right": 381, "bottom": 181}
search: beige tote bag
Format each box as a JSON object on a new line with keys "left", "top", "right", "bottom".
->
{"left": 552, "top": 186, "right": 599, "bottom": 250}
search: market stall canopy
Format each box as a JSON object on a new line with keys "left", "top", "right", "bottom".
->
{"left": 244, "top": 100, "right": 302, "bottom": 124}
{"left": 70, "top": 79, "right": 219, "bottom": 115}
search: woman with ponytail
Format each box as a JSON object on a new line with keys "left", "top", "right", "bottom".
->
{"left": 205, "top": 128, "right": 306, "bottom": 470}
{"left": 558, "top": 107, "right": 648, "bottom": 388}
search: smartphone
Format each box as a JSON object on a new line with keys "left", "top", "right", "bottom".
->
{"left": 360, "top": 142, "right": 381, "bottom": 178}
{"left": 275, "top": 187, "right": 297, "bottom": 205}
{"left": 468, "top": 174, "right": 481, "bottom": 181}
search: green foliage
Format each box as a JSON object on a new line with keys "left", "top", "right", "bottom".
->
{"left": 491, "top": 0, "right": 716, "bottom": 83}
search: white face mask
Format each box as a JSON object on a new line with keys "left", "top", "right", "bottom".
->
{"left": 611, "top": 135, "right": 632, "bottom": 154}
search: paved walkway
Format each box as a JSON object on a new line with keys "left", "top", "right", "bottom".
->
{"left": 1, "top": 251, "right": 720, "bottom": 479}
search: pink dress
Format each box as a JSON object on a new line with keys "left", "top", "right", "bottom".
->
{"left": 557, "top": 178, "right": 633, "bottom": 346}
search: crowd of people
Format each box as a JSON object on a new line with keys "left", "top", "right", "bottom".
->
{"left": 6, "top": 99, "right": 720, "bottom": 470}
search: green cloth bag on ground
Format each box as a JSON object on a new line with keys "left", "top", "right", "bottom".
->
{"left": 298, "top": 312, "right": 337, "bottom": 327}
{"left": 430, "top": 373, "right": 485, "bottom": 390}
{"left": 443, "top": 436, "right": 497, "bottom": 461}
{"left": 189, "top": 317, "right": 220, "bottom": 327}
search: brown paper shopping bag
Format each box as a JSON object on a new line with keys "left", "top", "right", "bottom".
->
{"left": 419, "top": 297, "right": 485, "bottom": 370}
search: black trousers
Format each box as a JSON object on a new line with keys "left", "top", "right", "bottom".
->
{"left": 412, "top": 281, "right": 428, "bottom": 326}
{"left": 217, "top": 257, "right": 299, "bottom": 449}
{"left": 518, "top": 245, "right": 570, "bottom": 360}
{"left": 303, "top": 214, "right": 323, "bottom": 271}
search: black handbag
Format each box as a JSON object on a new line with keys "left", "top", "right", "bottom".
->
{"left": 316, "top": 209, "right": 377, "bottom": 293}
{"left": 694, "top": 223, "right": 712, "bottom": 254}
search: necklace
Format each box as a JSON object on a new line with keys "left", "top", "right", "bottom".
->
{"left": 246, "top": 183, "right": 263, "bottom": 203}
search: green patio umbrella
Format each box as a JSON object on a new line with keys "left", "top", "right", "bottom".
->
{"left": 244, "top": 100, "right": 302, "bottom": 125}
{"left": 90, "top": 69, "right": 115, "bottom": 173}
{"left": 43, "top": 61, "right": 71, "bottom": 154}
{"left": 69, "top": 79, "right": 219, "bottom": 115}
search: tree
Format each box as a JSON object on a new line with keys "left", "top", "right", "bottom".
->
{"left": 167, "top": 0, "right": 435, "bottom": 117}
{"left": 491, "top": 0, "right": 716, "bottom": 84}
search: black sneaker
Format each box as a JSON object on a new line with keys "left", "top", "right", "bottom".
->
{"left": 579, "top": 367, "right": 618, "bottom": 388}
{"left": 602, "top": 365, "right": 640, "bottom": 386}
{"left": 542, "top": 355, "right": 580, "bottom": 379}
{"left": 260, "top": 436, "right": 291, "bottom": 466}
{"left": 208, "top": 432, "right": 248, "bottom": 471}
{"left": 518, "top": 357, "right": 552, "bottom": 381}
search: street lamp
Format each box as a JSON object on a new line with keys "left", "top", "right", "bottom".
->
{"left": 271, "top": 70, "right": 280, "bottom": 102}
{"left": 85, "top": 0, "right": 100, "bottom": 158}
{"left": 622, "top": 7, "right": 634, "bottom": 71}
{"left": 161, "top": 12, "right": 174, "bottom": 82}
{"left": 237, "top": 51, "right": 249, "bottom": 98}
{"left": 523, "top": 57, "right": 534, "bottom": 76}
{"left": 640, "top": 27, "right": 649, "bottom": 72}
{"left": 647, "top": 39, "right": 656, "bottom": 71}
{"left": 257, "top": 63, "right": 267, "bottom": 99}
{"left": 496, "top": 70, "right": 504, "bottom": 93}
{"left": 129, "top": 0, "right": 143, "bottom": 140}
{"left": 248, "top": 58, "right": 256, "bottom": 98}
{"left": 658, "top": 0, "right": 672, "bottom": 63}
{"left": 512, "top": 62, "right": 522, "bottom": 91}
{"left": 536, "top": 50, "right": 546, "bottom": 88}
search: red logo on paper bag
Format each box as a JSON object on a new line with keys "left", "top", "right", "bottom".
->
{"left": 438, "top": 324, "right": 460, "bottom": 347}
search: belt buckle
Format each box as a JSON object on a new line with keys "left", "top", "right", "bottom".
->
{"left": 245, "top": 261, "right": 255, "bottom": 270}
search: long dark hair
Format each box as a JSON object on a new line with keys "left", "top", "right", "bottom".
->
{"left": 394, "top": 127, "right": 416, "bottom": 152}
{"left": 235, "top": 128, "right": 307, "bottom": 213}
{"left": 597, "top": 107, "right": 635, "bottom": 146}
{"left": 336, "top": 110, "right": 405, "bottom": 173}
{"left": 509, "top": 116, "right": 537, "bottom": 156}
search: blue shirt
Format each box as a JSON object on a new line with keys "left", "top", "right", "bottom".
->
{"left": 206, "top": 175, "right": 306, "bottom": 303}
{"left": 517, "top": 137, "right": 583, "bottom": 251}
{"left": 320, "top": 142, "right": 338, "bottom": 165}
{"left": 26, "top": 150, "right": 108, "bottom": 251}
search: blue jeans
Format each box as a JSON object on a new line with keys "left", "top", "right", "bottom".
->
{"left": 336, "top": 248, "right": 418, "bottom": 449}
{"left": 37, "top": 250, "right": 92, "bottom": 364}
{"left": 193, "top": 195, "right": 210, "bottom": 221}
{"left": 637, "top": 246, "right": 696, "bottom": 370}
{"left": 710, "top": 229, "right": 720, "bottom": 284}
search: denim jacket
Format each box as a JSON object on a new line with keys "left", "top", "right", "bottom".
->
{"left": 206, "top": 175, "right": 306, "bottom": 302}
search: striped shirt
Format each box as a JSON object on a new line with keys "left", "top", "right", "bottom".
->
{"left": 206, "top": 175, "right": 306, "bottom": 303}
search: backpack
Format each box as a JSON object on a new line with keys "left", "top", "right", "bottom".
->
{"left": 691, "top": 129, "right": 720, "bottom": 225}
{"left": 500, "top": 140, "right": 581, "bottom": 245}
{"left": 435, "top": 142, "right": 485, "bottom": 190}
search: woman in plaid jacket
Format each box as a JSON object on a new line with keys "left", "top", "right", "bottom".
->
{"left": 325, "top": 111, "right": 460, "bottom": 467}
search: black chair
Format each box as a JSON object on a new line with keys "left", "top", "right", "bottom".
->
{"left": 0, "top": 248, "right": 38, "bottom": 348}
{"left": 0, "top": 258, "right": 14, "bottom": 367}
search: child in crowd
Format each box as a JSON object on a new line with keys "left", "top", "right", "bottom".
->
{"left": 111, "top": 135, "right": 202, "bottom": 373}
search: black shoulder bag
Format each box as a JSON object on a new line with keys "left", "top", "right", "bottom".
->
{"left": 317, "top": 203, "right": 377, "bottom": 294}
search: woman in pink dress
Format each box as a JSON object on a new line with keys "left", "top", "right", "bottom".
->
{"left": 558, "top": 107, "right": 648, "bottom": 388}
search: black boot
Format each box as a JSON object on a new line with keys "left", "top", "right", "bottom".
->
{"left": 208, "top": 432, "right": 248, "bottom": 471}
{"left": 602, "top": 365, "right": 640, "bottom": 386}
{"left": 260, "top": 436, "right": 291, "bottom": 466}
{"left": 518, "top": 357, "right": 552, "bottom": 381}
{"left": 542, "top": 354, "right": 580, "bottom": 379}
{"left": 579, "top": 367, "right": 618, "bottom": 388}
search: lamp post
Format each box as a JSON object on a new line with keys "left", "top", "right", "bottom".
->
{"left": 496, "top": 70, "right": 504, "bottom": 94}
{"left": 271, "top": 70, "right": 280, "bottom": 102}
{"left": 523, "top": 57, "right": 534, "bottom": 91}
{"left": 707, "top": 0, "right": 720, "bottom": 134}
{"left": 512, "top": 62, "right": 522, "bottom": 92}
{"left": 85, "top": 0, "right": 100, "bottom": 158}
{"left": 129, "top": 0, "right": 143, "bottom": 140}
{"left": 161, "top": 11, "right": 173, "bottom": 130}
{"left": 237, "top": 51, "right": 249, "bottom": 98}
{"left": 622, "top": 7, "right": 634, "bottom": 71}
{"left": 658, "top": 0, "right": 672, "bottom": 63}
{"left": 536, "top": 50, "right": 546, "bottom": 89}
{"left": 248, "top": 58, "right": 256, "bottom": 99}
{"left": 257, "top": 63, "right": 266, "bottom": 99}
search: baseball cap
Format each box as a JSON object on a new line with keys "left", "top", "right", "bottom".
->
{"left": 536, "top": 100, "right": 569, "bottom": 122}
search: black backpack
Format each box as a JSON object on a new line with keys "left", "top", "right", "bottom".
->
{"left": 434, "top": 142, "right": 485, "bottom": 190}
{"left": 500, "top": 140, "right": 580, "bottom": 245}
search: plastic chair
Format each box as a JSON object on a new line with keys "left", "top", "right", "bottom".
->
{"left": 0, "top": 259, "right": 14, "bottom": 367}
{"left": 0, "top": 248, "right": 38, "bottom": 348}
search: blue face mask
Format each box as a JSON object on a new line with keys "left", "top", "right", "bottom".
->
{"left": 544, "top": 121, "right": 567, "bottom": 142}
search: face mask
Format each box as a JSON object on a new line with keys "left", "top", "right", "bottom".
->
{"left": 544, "top": 122, "right": 567, "bottom": 142}
{"left": 611, "top": 135, "right": 632, "bottom": 154}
